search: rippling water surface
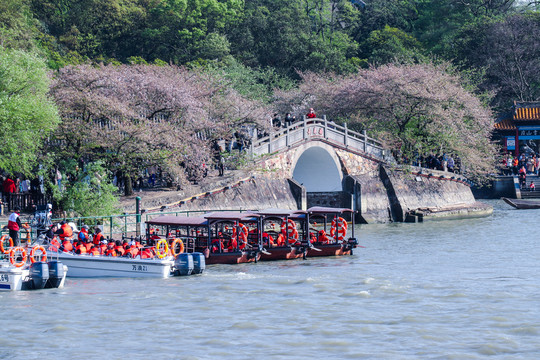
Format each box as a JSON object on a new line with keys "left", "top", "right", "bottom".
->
{"left": 1, "top": 199, "right": 539, "bottom": 359}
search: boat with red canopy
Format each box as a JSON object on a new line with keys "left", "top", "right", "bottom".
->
{"left": 146, "top": 212, "right": 263, "bottom": 265}
{"left": 257, "top": 209, "right": 310, "bottom": 261}
{"left": 305, "top": 206, "right": 359, "bottom": 257}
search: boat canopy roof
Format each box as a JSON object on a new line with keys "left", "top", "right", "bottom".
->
{"left": 204, "top": 211, "right": 260, "bottom": 221}
{"left": 257, "top": 208, "right": 307, "bottom": 216}
{"left": 307, "top": 206, "right": 354, "bottom": 214}
{"left": 146, "top": 215, "right": 208, "bottom": 226}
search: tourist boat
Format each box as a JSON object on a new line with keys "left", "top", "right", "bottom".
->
{"left": 305, "top": 206, "right": 359, "bottom": 257}
{"left": 257, "top": 209, "right": 310, "bottom": 261}
{"left": 47, "top": 250, "right": 177, "bottom": 278}
{"left": 146, "top": 212, "right": 263, "bottom": 264}
{"left": 502, "top": 197, "right": 540, "bottom": 209}
{"left": 0, "top": 241, "right": 67, "bottom": 291}
{"left": 41, "top": 234, "right": 204, "bottom": 278}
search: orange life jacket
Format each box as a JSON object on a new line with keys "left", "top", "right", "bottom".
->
{"left": 276, "top": 233, "right": 285, "bottom": 247}
{"left": 59, "top": 223, "right": 73, "bottom": 240}
{"left": 85, "top": 242, "right": 93, "bottom": 252}
{"left": 93, "top": 232, "right": 104, "bottom": 245}
{"left": 62, "top": 240, "right": 73, "bottom": 252}
{"left": 51, "top": 237, "right": 61, "bottom": 248}
{"left": 89, "top": 247, "right": 100, "bottom": 256}
{"left": 75, "top": 243, "right": 87, "bottom": 254}
{"left": 99, "top": 244, "right": 107, "bottom": 254}
{"left": 115, "top": 245, "right": 125, "bottom": 256}
{"left": 141, "top": 248, "right": 154, "bottom": 259}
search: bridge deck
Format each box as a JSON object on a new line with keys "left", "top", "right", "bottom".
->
{"left": 249, "top": 117, "right": 389, "bottom": 162}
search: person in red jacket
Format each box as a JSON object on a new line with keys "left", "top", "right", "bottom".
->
{"left": 3, "top": 177, "right": 17, "bottom": 211}
{"left": 306, "top": 108, "right": 316, "bottom": 119}
{"left": 7, "top": 206, "right": 22, "bottom": 246}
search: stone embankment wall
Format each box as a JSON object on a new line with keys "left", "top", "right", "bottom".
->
{"left": 131, "top": 147, "right": 491, "bottom": 223}
{"left": 356, "top": 165, "right": 491, "bottom": 223}
{"left": 137, "top": 177, "right": 299, "bottom": 214}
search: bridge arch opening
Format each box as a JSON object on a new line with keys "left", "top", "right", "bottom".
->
{"left": 292, "top": 146, "right": 342, "bottom": 192}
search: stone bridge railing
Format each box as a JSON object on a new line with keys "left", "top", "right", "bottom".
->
{"left": 249, "top": 116, "right": 390, "bottom": 162}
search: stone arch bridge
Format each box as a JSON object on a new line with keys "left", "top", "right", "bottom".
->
{"left": 247, "top": 117, "right": 484, "bottom": 223}
{"left": 149, "top": 117, "right": 488, "bottom": 223}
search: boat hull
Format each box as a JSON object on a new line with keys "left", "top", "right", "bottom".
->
{"left": 52, "top": 252, "right": 174, "bottom": 278}
{"left": 0, "top": 262, "right": 68, "bottom": 291}
{"left": 308, "top": 243, "right": 352, "bottom": 257}
{"left": 260, "top": 246, "right": 305, "bottom": 261}
{"left": 205, "top": 251, "right": 260, "bottom": 265}
{"left": 502, "top": 197, "right": 540, "bottom": 209}
{"left": 0, "top": 266, "right": 26, "bottom": 291}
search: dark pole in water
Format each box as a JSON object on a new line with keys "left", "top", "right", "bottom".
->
{"left": 136, "top": 196, "right": 141, "bottom": 237}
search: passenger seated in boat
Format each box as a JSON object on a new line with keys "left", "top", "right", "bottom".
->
{"left": 78, "top": 225, "right": 90, "bottom": 243}
{"left": 317, "top": 230, "right": 330, "bottom": 244}
{"left": 45, "top": 223, "right": 59, "bottom": 241}
{"left": 105, "top": 242, "right": 117, "bottom": 256}
{"left": 74, "top": 240, "right": 87, "bottom": 254}
{"left": 99, "top": 241, "right": 107, "bottom": 255}
{"left": 88, "top": 245, "right": 100, "bottom": 256}
{"left": 226, "top": 236, "right": 237, "bottom": 252}
{"left": 140, "top": 246, "right": 155, "bottom": 259}
{"left": 262, "top": 232, "right": 275, "bottom": 247}
{"left": 59, "top": 236, "right": 74, "bottom": 252}
{"left": 93, "top": 227, "right": 104, "bottom": 245}
{"left": 55, "top": 221, "right": 74, "bottom": 242}
{"left": 114, "top": 240, "right": 126, "bottom": 256}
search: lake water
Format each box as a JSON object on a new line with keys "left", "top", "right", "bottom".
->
{"left": 1, "top": 199, "right": 539, "bottom": 359}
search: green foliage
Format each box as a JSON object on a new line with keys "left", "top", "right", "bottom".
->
{"left": 0, "top": 47, "right": 60, "bottom": 175}
{"left": 202, "top": 57, "right": 296, "bottom": 102}
{"left": 51, "top": 161, "right": 120, "bottom": 217}
{"left": 0, "top": 0, "right": 39, "bottom": 51}
{"left": 362, "top": 25, "right": 425, "bottom": 65}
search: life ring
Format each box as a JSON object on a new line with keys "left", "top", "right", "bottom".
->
{"left": 0, "top": 235, "right": 14, "bottom": 254}
{"left": 9, "top": 247, "right": 27, "bottom": 268}
{"left": 281, "top": 219, "right": 299, "bottom": 243}
{"left": 170, "top": 238, "right": 184, "bottom": 256}
{"left": 155, "top": 239, "right": 169, "bottom": 259}
{"left": 30, "top": 245, "right": 47, "bottom": 263}
{"left": 330, "top": 217, "right": 348, "bottom": 242}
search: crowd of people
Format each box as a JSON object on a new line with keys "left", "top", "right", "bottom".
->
{"left": 501, "top": 152, "right": 540, "bottom": 190}
{"left": 271, "top": 108, "right": 317, "bottom": 130}
{"left": 409, "top": 153, "right": 461, "bottom": 173}
{"left": 42, "top": 221, "right": 159, "bottom": 259}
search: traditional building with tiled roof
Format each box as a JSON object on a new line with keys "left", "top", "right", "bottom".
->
{"left": 494, "top": 101, "right": 540, "bottom": 155}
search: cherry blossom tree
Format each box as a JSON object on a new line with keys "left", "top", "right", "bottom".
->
{"left": 274, "top": 63, "right": 498, "bottom": 179}
{"left": 49, "top": 64, "right": 269, "bottom": 195}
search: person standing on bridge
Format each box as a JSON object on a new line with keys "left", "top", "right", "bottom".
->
{"left": 306, "top": 108, "right": 316, "bottom": 119}
{"left": 284, "top": 113, "right": 293, "bottom": 128}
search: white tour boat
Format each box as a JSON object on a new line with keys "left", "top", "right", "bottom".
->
{"left": 0, "top": 245, "right": 68, "bottom": 291}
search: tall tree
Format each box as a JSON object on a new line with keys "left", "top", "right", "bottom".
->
{"left": 274, "top": 63, "right": 498, "bottom": 180}
{"left": 0, "top": 47, "right": 60, "bottom": 175}
{"left": 454, "top": 12, "right": 540, "bottom": 109}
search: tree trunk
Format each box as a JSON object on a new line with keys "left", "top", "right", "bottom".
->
{"left": 124, "top": 174, "right": 133, "bottom": 196}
